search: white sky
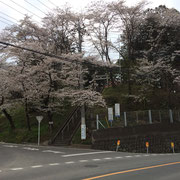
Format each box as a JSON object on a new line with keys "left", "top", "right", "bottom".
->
{"left": 0, "top": 0, "right": 179, "bottom": 31}
{"left": 0, "top": 0, "right": 180, "bottom": 60}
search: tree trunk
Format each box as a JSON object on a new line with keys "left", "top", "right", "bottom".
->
{"left": 47, "top": 111, "right": 53, "bottom": 133}
{"left": 25, "top": 99, "right": 31, "bottom": 131}
{"left": 109, "top": 71, "right": 116, "bottom": 88}
{"left": 127, "top": 66, "right": 132, "bottom": 95}
{"left": 2, "top": 109, "right": 15, "bottom": 130}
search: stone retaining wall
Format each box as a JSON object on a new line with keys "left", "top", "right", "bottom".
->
{"left": 91, "top": 123, "right": 180, "bottom": 153}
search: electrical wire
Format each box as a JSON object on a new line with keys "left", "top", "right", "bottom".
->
{"left": 0, "top": 19, "right": 11, "bottom": 26}
{"left": 0, "top": 0, "right": 25, "bottom": 17}
{"left": 36, "top": 0, "right": 52, "bottom": 11}
{"left": 0, "top": 41, "right": 73, "bottom": 64}
{"left": 0, "top": 41, "right": 111, "bottom": 69}
{"left": 47, "top": 0, "right": 57, "bottom": 8}
{"left": 0, "top": 11, "right": 18, "bottom": 22}
{"left": 24, "top": 0, "right": 47, "bottom": 15}
{"left": 0, "top": 16, "right": 16, "bottom": 24}
{"left": 10, "top": 0, "right": 42, "bottom": 19}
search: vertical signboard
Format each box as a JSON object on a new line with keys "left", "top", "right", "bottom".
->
{"left": 81, "top": 124, "right": 86, "bottom": 140}
{"left": 108, "top": 108, "right": 113, "bottom": 121}
{"left": 115, "top": 103, "right": 120, "bottom": 117}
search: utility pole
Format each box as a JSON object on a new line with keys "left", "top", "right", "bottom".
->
{"left": 77, "top": 17, "right": 86, "bottom": 140}
{"left": 80, "top": 67, "right": 86, "bottom": 140}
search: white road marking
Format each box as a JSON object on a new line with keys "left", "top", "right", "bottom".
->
{"left": 49, "top": 163, "right": 60, "bottom": 166}
{"left": 115, "top": 156, "right": 123, "bottom": 159}
{"left": 79, "top": 160, "right": 88, "bottom": 162}
{"left": 11, "top": 168, "right": 23, "bottom": 171}
{"left": 152, "top": 154, "right": 158, "bottom": 156}
{"left": 42, "top": 150, "right": 64, "bottom": 154}
{"left": 134, "top": 155, "right": 141, "bottom": 157}
{"left": 62, "top": 151, "right": 112, "bottom": 157}
{"left": 92, "top": 159, "right": 101, "bottom": 161}
{"left": 23, "top": 147, "right": 39, "bottom": 151}
{"left": 65, "top": 161, "right": 75, "bottom": 164}
{"left": 31, "top": 165, "right": 43, "bottom": 168}
{"left": 104, "top": 157, "right": 112, "bottom": 160}
{"left": 143, "top": 155, "right": 150, "bottom": 157}
{"left": 0, "top": 170, "right": 2, "bottom": 172}
{"left": 3, "top": 145, "right": 18, "bottom": 148}
{"left": 125, "top": 156, "right": 132, "bottom": 158}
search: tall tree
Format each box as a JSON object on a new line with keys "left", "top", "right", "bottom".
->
{"left": 109, "top": 0, "right": 147, "bottom": 93}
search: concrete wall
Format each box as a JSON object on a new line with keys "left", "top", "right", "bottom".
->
{"left": 92, "top": 123, "right": 180, "bottom": 153}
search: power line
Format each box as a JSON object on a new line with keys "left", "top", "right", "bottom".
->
{"left": 0, "top": 0, "right": 25, "bottom": 17}
{"left": 37, "top": 0, "right": 52, "bottom": 11}
{"left": 0, "top": 19, "right": 11, "bottom": 26}
{"left": 48, "top": 0, "right": 57, "bottom": 7}
{"left": 0, "top": 11, "right": 18, "bottom": 22}
{"left": 0, "top": 41, "right": 74, "bottom": 64}
{"left": 0, "top": 41, "right": 110, "bottom": 69}
{"left": 0, "top": 16, "right": 16, "bottom": 24}
{"left": 10, "top": 0, "right": 42, "bottom": 19}
{"left": 24, "top": 0, "right": 47, "bottom": 15}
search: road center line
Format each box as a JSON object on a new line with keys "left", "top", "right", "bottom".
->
{"left": 3, "top": 145, "right": 18, "bottom": 148}
{"left": 125, "top": 156, "right": 132, "bottom": 158}
{"left": 23, "top": 147, "right": 39, "bottom": 151}
{"left": 31, "top": 165, "right": 43, "bottom": 168}
{"left": 65, "top": 161, "right": 75, "bottom": 164}
{"left": 11, "top": 168, "right": 23, "bottom": 171}
{"left": 79, "top": 160, "right": 88, "bottom": 162}
{"left": 42, "top": 150, "right": 64, "bottom": 154}
{"left": 49, "top": 163, "right": 60, "bottom": 166}
{"left": 134, "top": 155, "right": 141, "bottom": 157}
{"left": 82, "top": 161, "right": 180, "bottom": 180}
{"left": 115, "top": 157, "right": 123, "bottom": 159}
{"left": 62, "top": 151, "right": 112, "bottom": 157}
{"left": 92, "top": 159, "right": 101, "bottom": 161}
{"left": 104, "top": 157, "right": 112, "bottom": 160}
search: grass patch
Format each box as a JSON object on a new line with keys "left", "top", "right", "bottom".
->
{"left": 0, "top": 105, "right": 73, "bottom": 144}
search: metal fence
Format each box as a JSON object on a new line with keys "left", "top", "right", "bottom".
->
{"left": 94, "top": 109, "right": 180, "bottom": 129}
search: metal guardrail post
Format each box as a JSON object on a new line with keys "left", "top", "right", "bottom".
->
{"left": 159, "top": 110, "right": 162, "bottom": 123}
{"left": 136, "top": 111, "right": 139, "bottom": 124}
{"left": 148, "top": 110, "right": 152, "bottom": 124}
{"left": 96, "top": 114, "right": 99, "bottom": 130}
{"left": 178, "top": 111, "right": 180, "bottom": 122}
{"left": 169, "top": 109, "right": 173, "bottom": 123}
{"left": 124, "top": 112, "right": 127, "bottom": 127}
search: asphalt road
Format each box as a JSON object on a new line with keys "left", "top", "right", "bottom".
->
{"left": 0, "top": 142, "right": 180, "bottom": 180}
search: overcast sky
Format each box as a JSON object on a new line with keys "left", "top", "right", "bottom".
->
{"left": 0, "top": 0, "right": 180, "bottom": 32}
{"left": 0, "top": 0, "right": 180, "bottom": 60}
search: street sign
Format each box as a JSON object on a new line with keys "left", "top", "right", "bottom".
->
{"left": 115, "top": 104, "right": 120, "bottom": 117}
{"left": 36, "top": 116, "right": 43, "bottom": 146}
{"left": 108, "top": 108, "right": 113, "bottom": 121}
{"left": 81, "top": 124, "right": 86, "bottom": 140}
{"left": 36, "top": 116, "right": 43, "bottom": 123}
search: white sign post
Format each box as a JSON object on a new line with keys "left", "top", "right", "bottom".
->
{"left": 36, "top": 116, "right": 43, "bottom": 146}
{"left": 81, "top": 124, "right": 86, "bottom": 140}
{"left": 115, "top": 103, "right": 120, "bottom": 117}
{"left": 108, "top": 108, "right": 113, "bottom": 126}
